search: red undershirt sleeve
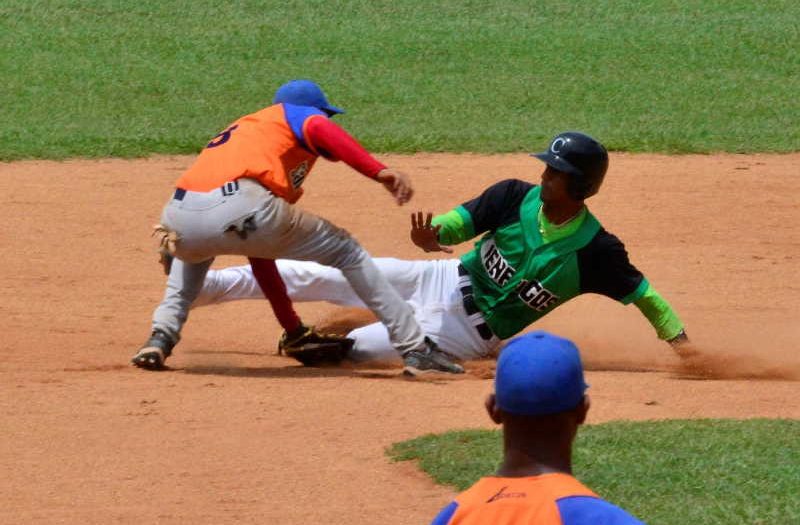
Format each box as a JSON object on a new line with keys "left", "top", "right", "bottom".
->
{"left": 248, "top": 257, "right": 301, "bottom": 333}
{"left": 305, "top": 116, "right": 386, "bottom": 179}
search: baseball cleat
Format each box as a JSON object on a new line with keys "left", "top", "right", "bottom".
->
{"left": 131, "top": 348, "right": 166, "bottom": 370}
{"left": 402, "top": 338, "right": 464, "bottom": 376}
{"left": 132, "top": 330, "right": 174, "bottom": 370}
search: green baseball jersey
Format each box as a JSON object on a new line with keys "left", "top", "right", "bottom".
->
{"left": 445, "top": 179, "right": 648, "bottom": 339}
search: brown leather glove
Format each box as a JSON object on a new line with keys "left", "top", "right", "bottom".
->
{"left": 278, "top": 325, "right": 355, "bottom": 367}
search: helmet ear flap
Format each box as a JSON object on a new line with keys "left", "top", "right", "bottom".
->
{"left": 567, "top": 175, "right": 590, "bottom": 201}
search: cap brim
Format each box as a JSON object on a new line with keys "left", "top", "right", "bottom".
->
{"left": 323, "top": 105, "right": 345, "bottom": 116}
{"left": 530, "top": 152, "right": 579, "bottom": 176}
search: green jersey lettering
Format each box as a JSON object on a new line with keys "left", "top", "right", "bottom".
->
{"left": 516, "top": 279, "right": 559, "bottom": 311}
{"left": 480, "top": 239, "right": 516, "bottom": 286}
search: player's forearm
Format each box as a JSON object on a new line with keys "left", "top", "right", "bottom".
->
{"left": 633, "top": 284, "right": 684, "bottom": 340}
{"left": 432, "top": 206, "right": 475, "bottom": 245}
{"left": 305, "top": 116, "right": 385, "bottom": 178}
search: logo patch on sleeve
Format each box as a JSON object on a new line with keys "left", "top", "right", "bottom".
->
{"left": 290, "top": 160, "right": 310, "bottom": 189}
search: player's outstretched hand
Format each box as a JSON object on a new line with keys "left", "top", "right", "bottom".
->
{"left": 410, "top": 211, "right": 454, "bottom": 253}
{"left": 376, "top": 168, "right": 414, "bottom": 205}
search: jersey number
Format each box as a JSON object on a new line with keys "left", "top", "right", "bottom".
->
{"left": 207, "top": 124, "right": 239, "bottom": 148}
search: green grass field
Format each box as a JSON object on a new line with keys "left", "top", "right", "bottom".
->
{"left": 388, "top": 419, "right": 800, "bottom": 524}
{"left": 2, "top": 0, "right": 799, "bottom": 159}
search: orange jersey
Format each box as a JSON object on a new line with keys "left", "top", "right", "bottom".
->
{"left": 445, "top": 474, "right": 595, "bottom": 524}
{"left": 431, "top": 473, "right": 645, "bottom": 524}
{"left": 176, "top": 104, "right": 322, "bottom": 203}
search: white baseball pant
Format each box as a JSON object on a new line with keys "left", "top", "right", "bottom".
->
{"left": 194, "top": 258, "right": 501, "bottom": 362}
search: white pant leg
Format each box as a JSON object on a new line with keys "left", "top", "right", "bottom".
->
{"left": 197, "top": 257, "right": 423, "bottom": 307}
{"left": 193, "top": 265, "right": 264, "bottom": 307}
{"left": 347, "top": 322, "right": 401, "bottom": 363}
{"left": 333, "top": 258, "right": 445, "bottom": 362}
{"left": 197, "top": 256, "right": 503, "bottom": 362}
{"left": 338, "top": 259, "right": 502, "bottom": 363}
{"left": 411, "top": 259, "right": 501, "bottom": 361}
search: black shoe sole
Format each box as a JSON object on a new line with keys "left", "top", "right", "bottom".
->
{"left": 131, "top": 352, "right": 166, "bottom": 370}
{"left": 402, "top": 365, "right": 464, "bottom": 377}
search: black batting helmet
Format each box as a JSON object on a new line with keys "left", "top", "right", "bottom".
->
{"left": 532, "top": 132, "right": 609, "bottom": 200}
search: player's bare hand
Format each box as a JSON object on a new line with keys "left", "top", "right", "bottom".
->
{"left": 410, "top": 211, "right": 453, "bottom": 253}
{"left": 376, "top": 168, "right": 414, "bottom": 205}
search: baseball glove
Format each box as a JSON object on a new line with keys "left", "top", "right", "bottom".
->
{"left": 278, "top": 325, "right": 354, "bottom": 367}
{"left": 152, "top": 224, "right": 179, "bottom": 275}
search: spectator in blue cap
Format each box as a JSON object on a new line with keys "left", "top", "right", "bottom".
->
{"left": 430, "top": 331, "right": 646, "bottom": 524}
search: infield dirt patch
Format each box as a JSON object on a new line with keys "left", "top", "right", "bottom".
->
{"left": 1, "top": 153, "right": 798, "bottom": 523}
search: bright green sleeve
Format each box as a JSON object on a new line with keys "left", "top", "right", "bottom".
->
{"left": 431, "top": 206, "right": 475, "bottom": 246}
{"left": 633, "top": 284, "right": 684, "bottom": 340}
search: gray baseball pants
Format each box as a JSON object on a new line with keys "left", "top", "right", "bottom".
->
{"left": 150, "top": 178, "right": 425, "bottom": 355}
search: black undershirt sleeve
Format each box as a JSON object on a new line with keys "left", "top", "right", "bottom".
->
{"left": 577, "top": 230, "right": 645, "bottom": 301}
{"left": 461, "top": 179, "right": 535, "bottom": 234}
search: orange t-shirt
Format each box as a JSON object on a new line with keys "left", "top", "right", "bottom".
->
{"left": 175, "top": 104, "right": 321, "bottom": 203}
{"left": 443, "top": 473, "right": 597, "bottom": 525}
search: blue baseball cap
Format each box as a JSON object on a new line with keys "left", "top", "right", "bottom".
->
{"left": 273, "top": 79, "right": 344, "bottom": 116}
{"left": 495, "top": 331, "right": 588, "bottom": 416}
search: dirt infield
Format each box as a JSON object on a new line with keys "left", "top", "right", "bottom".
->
{"left": 1, "top": 153, "right": 798, "bottom": 524}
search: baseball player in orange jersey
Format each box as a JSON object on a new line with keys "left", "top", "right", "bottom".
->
{"left": 430, "top": 331, "right": 646, "bottom": 525}
{"left": 132, "top": 80, "right": 463, "bottom": 376}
